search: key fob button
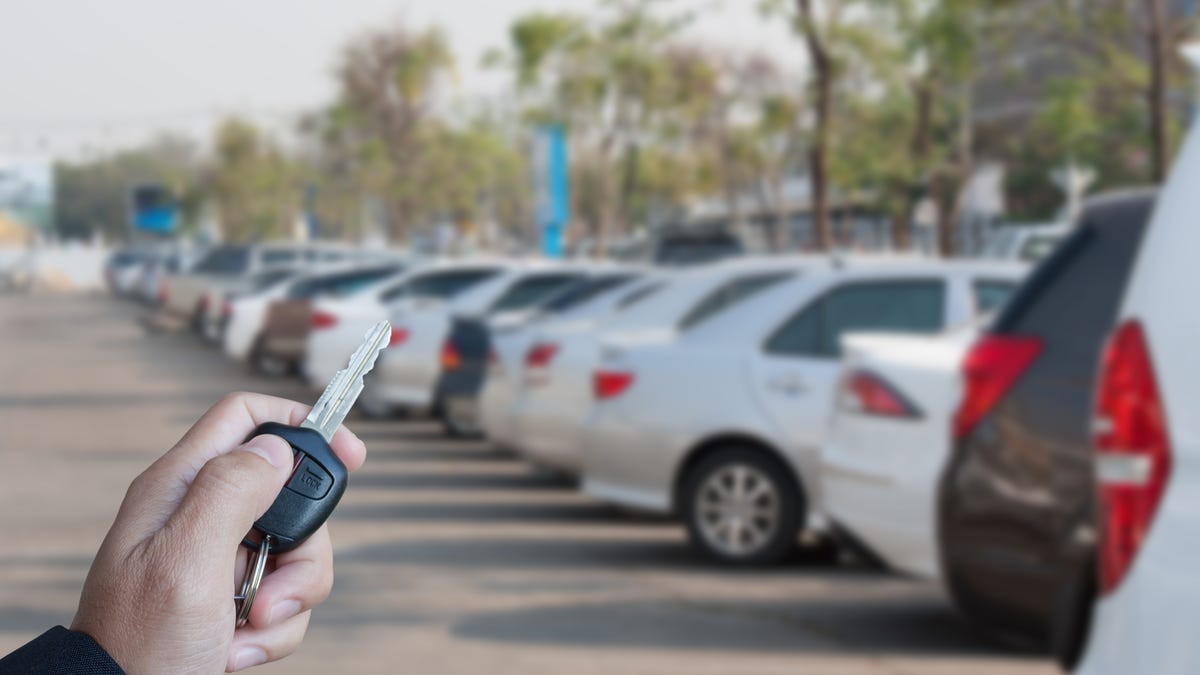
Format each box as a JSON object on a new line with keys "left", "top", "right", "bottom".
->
{"left": 286, "top": 456, "right": 333, "bottom": 500}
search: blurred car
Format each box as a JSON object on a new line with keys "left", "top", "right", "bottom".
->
{"left": 134, "top": 246, "right": 203, "bottom": 305}
{"left": 248, "top": 264, "right": 404, "bottom": 376}
{"left": 161, "top": 242, "right": 366, "bottom": 339}
{"left": 222, "top": 269, "right": 306, "bottom": 362}
{"left": 818, "top": 320, "right": 993, "bottom": 578}
{"left": 369, "top": 262, "right": 584, "bottom": 422}
{"left": 306, "top": 261, "right": 509, "bottom": 413}
{"left": 497, "top": 256, "right": 819, "bottom": 473}
{"left": 482, "top": 272, "right": 670, "bottom": 458}
{"left": 581, "top": 258, "right": 1026, "bottom": 565}
{"left": 609, "top": 226, "right": 746, "bottom": 267}
{"left": 438, "top": 267, "right": 642, "bottom": 438}
{"left": 938, "top": 189, "right": 1156, "bottom": 667}
{"left": 981, "top": 222, "right": 1070, "bottom": 263}
{"left": 104, "top": 248, "right": 155, "bottom": 296}
{"left": 1074, "top": 145, "right": 1196, "bottom": 675}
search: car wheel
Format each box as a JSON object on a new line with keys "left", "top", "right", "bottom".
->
{"left": 682, "top": 447, "right": 801, "bottom": 565}
{"left": 250, "top": 337, "right": 292, "bottom": 378}
{"left": 439, "top": 400, "right": 482, "bottom": 439}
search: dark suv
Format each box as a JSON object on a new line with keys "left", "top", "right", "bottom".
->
{"left": 937, "top": 189, "right": 1157, "bottom": 668}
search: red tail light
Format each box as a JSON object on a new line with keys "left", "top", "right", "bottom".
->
{"left": 197, "top": 294, "right": 209, "bottom": 312}
{"left": 156, "top": 280, "right": 169, "bottom": 305}
{"left": 221, "top": 300, "right": 233, "bottom": 317}
{"left": 389, "top": 327, "right": 409, "bottom": 347}
{"left": 440, "top": 341, "right": 461, "bottom": 369}
{"left": 842, "top": 370, "right": 919, "bottom": 418}
{"left": 594, "top": 369, "right": 634, "bottom": 400}
{"left": 1094, "top": 320, "right": 1171, "bottom": 594}
{"left": 524, "top": 342, "right": 560, "bottom": 386}
{"left": 953, "top": 335, "right": 1042, "bottom": 441}
{"left": 310, "top": 310, "right": 338, "bottom": 330}
{"left": 525, "top": 343, "right": 559, "bottom": 368}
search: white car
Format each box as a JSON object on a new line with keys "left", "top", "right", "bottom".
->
{"left": 581, "top": 258, "right": 1027, "bottom": 564}
{"left": 478, "top": 270, "right": 660, "bottom": 452}
{"left": 222, "top": 270, "right": 306, "bottom": 362}
{"left": 1074, "top": 104, "right": 1200, "bottom": 673}
{"left": 367, "top": 261, "right": 584, "bottom": 417}
{"left": 819, "top": 322, "right": 990, "bottom": 578}
{"left": 499, "top": 256, "right": 810, "bottom": 472}
{"left": 304, "top": 261, "right": 508, "bottom": 408}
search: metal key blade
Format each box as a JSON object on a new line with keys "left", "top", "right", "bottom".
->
{"left": 302, "top": 320, "right": 391, "bottom": 441}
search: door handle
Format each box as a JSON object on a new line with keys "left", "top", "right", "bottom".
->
{"left": 767, "top": 373, "right": 806, "bottom": 395}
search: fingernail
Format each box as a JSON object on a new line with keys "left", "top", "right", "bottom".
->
{"left": 244, "top": 435, "right": 291, "bottom": 469}
{"left": 269, "top": 599, "right": 302, "bottom": 624}
{"left": 233, "top": 647, "right": 267, "bottom": 671}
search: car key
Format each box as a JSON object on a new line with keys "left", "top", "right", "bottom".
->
{"left": 234, "top": 319, "right": 390, "bottom": 626}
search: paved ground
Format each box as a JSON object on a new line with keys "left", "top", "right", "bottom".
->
{"left": 0, "top": 293, "right": 1057, "bottom": 674}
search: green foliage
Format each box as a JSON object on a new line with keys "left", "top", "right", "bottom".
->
{"left": 208, "top": 118, "right": 299, "bottom": 242}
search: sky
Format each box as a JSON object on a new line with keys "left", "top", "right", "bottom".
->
{"left": 0, "top": 0, "right": 808, "bottom": 161}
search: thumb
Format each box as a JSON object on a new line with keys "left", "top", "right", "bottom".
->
{"left": 165, "top": 434, "right": 294, "bottom": 561}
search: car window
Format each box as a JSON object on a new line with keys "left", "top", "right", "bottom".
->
{"left": 616, "top": 281, "right": 666, "bottom": 310}
{"left": 679, "top": 272, "right": 794, "bottom": 331}
{"left": 192, "top": 246, "right": 251, "bottom": 275}
{"left": 488, "top": 273, "right": 581, "bottom": 313}
{"left": 973, "top": 280, "right": 1018, "bottom": 316}
{"left": 287, "top": 267, "right": 399, "bottom": 300}
{"left": 541, "top": 274, "right": 637, "bottom": 314}
{"left": 766, "top": 280, "right": 945, "bottom": 358}
{"left": 655, "top": 236, "right": 744, "bottom": 266}
{"left": 250, "top": 269, "right": 298, "bottom": 292}
{"left": 261, "top": 249, "right": 299, "bottom": 266}
{"left": 406, "top": 269, "right": 500, "bottom": 301}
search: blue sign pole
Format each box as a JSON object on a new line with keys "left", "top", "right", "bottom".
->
{"left": 538, "top": 125, "right": 569, "bottom": 258}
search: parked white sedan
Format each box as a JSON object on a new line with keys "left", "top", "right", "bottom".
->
{"left": 1075, "top": 94, "right": 1200, "bottom": 675}
{"left": 819, "top": 323, "right": 988, "bottom": 578}
{"left": 303, "top": 261, "right": 506, "bottom": 411}
{"left": 581, "top": 258, "right": 1027, "bottom": 565}
{"left": 503, "top": 256, "right": 817, "bottom": 474}
{"left": 366, "top": 261, "right": 582, "bottom": 417}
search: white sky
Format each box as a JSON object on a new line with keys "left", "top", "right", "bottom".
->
{"left": 0, "top": 0, "right": 807, "bottom": 161}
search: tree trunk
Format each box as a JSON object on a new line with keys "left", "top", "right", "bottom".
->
{"left": 891, "top": 211, "right": 912, "bottom": 251}
{"left": 772, "top": 169, "right": 791, "bottom": 251}
{"left": 797, "top": 0, "right": 833, "bottom": 251}
{"left": 1145, "top": 0, "right": 1169, "bottom": 183}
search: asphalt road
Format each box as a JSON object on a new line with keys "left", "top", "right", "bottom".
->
{"left": 0, "top": 293, "right": 1057, "bottom": 674}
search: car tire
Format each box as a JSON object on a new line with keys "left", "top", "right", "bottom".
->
{"left": 249, "top": 336, "right": 292, "bottom": 378}
{"left": 681, "top": 446, "right": 802, "bottom": 566}
{"left": 441, "top": 407, "right": 482, "bottom": 439}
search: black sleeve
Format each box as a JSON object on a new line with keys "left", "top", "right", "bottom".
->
{"left": 0, "top": 626, "right": 125, "bottom": 674}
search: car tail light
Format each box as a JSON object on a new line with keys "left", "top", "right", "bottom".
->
{"left": 952, "top": 334, "right": 1042, "bottom": 441}
{"left": 524, "top": 342, "right": 559, "bottom": 386}
{"left": 310, "top": 310, "right": 338, "bottom": 330}
{"left": 593, "top": 369, "right": 634, "bottom": 400}
{"left": 198, "top": 294, "right": 209, "bottom": 312}
{"left": 221, "top": 300, "right": 233, "bottom": 317}
{"left": 389, "top": 327, "right": 409, "bottom": 347}
{"left": 440, "top": 341, "right": 461, "bottom": 370}
{"left": 841, "top": 370, "right": 919, "bottom": 418}
{"left": 1094, "top": 320, "right": 1172, "bottom": 594}
{"left": 156, "top": 280, "right": 169, "bottom": 305}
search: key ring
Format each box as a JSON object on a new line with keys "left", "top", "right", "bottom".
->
{"left": 235, "top": 535, "right": 271, "bottom": 627}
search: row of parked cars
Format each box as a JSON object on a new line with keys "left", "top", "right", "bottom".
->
{"left": 105, "top": 174, "right": 1193, "bottom": 672}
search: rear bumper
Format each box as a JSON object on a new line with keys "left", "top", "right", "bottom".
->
{"left": 580, "top": 415, "right": 680, "bottom": 514}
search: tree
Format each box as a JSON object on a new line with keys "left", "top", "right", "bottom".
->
{"left": 208, "top": 118, "right": 298, "bottom": 242}
{"left": 331, "top": 24, "right": 457, "bottom": 241}
{"left": 55, "top": 134, "right": 201, "bottom": 241}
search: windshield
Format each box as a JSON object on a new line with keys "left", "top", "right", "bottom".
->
{"left": 192, "top": 246, "right": 251, "bottom": 275}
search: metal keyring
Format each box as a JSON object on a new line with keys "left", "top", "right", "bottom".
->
{"left": 235, "top": 535, "right": 271, "bottom": 627}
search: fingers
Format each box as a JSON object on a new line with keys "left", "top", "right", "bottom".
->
{"left": 125, "top": 392, "right": 366, "bottom": 535}
{"left": 160, "top": 435, "right": 294, "bottom": 577}
{"left": 227, "top": 610, "right": 312, "bottom": 672}
{"left": 245, "top": 525, "right": 334, "bottom": 630}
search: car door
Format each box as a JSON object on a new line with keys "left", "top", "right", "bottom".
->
{"left": 751, "top": 278, "right": 949, "bottom": 457}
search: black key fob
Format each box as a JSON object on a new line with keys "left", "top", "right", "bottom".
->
{"left": 242, "top": 421, "right": 348, "bottom": 554}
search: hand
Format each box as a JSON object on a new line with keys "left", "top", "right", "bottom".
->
{"left": 72, "top": 392, "right": 367, "bottom": 673}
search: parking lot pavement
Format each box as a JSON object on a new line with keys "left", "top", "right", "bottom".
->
{"left": 0, "top": 294, "right": 1057, "bottom": 675}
